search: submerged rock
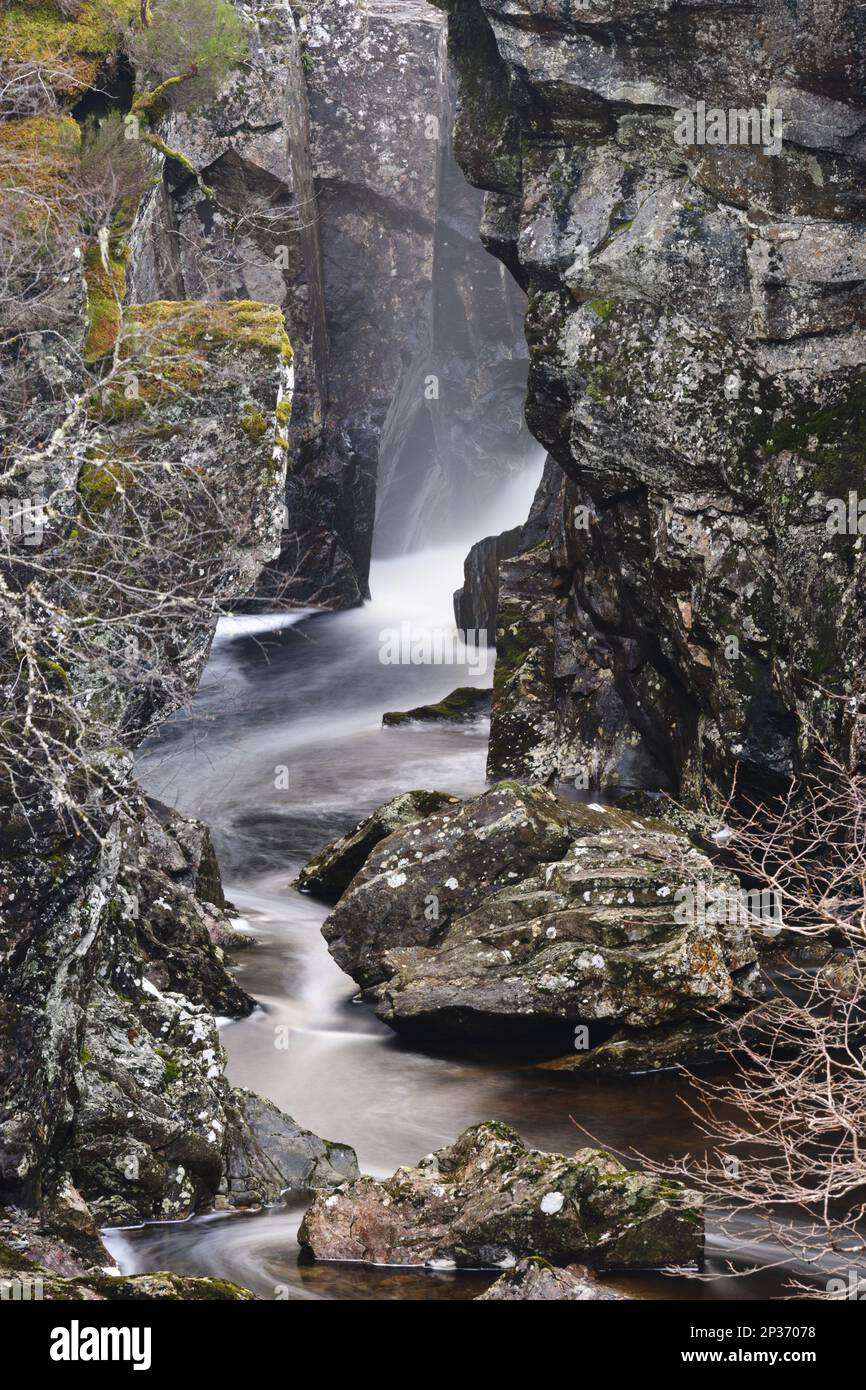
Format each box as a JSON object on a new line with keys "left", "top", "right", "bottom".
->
{"left": 540, "top": 1020, "right": 742, "bottom": 1076}
{"left": 382, "top": 687, "right": 492, "bottom": 726}
{"left": 477, "top": 1256, "right": 628, "bottom": 1301}
{"left": 320, "top": 782, "right": 756, "bottom": 1039}
{"left": 299, "top": 1121, "right": 702, "bottom": 1270}
{"left": 297, "top": 789, "right": 460, "bottom": 904}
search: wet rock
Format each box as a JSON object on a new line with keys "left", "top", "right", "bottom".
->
{"left": 0, "top": 1245, "right": 254, "bottom": 1300}
{"left": 70, "top": 1271, "right": 256, "bottom": 1300}
{"left": 322, "top": 782, "right": 587, "bottom": 989}
{"left": 125, "top": 794, "right": 254, "bottom": 1018}
{"left": 477, "top": 1256, "right": 628, "bottom": 1300}
{"left": 453, "top": 526, "right": 522, "bottom": 641}
{"left": 299, "top": 1121, "right": 702, "bottom": 1270}
{"left": 540, "top": 1020, "right": 742, "bottom": 1076}
{"left": 2, "top": 1204, "right": 254, "bottom": 1296}
{"left": 65, "top": 969, "right": 358, "bottom": 1226}
{"left": 539, "top": 998, "right": 799, "bottom": 1076}
{"left": 297, "top": 789, "right": 461, "bottom": 904}
{"left": 321, "top": 782, "right": 756, "bottom": 1036}
{"left": 382, "top": 686, "right": 491, "bottom": 726}
{"left": 223, "top": 1089, "right": 359, "bottom": 1207}
{"left": 488, "top": 537, "right": 661, "bottom": 793}
{"left": 437, "top": 0, "right": 866, "bottom": 798}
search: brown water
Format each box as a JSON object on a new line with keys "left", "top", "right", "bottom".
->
{"left": 103, "top": 525, "right": 816, "bottom": 1300}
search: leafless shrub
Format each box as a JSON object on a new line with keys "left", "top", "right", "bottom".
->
{"left": 622, "top": 755, "right": 866, "bottom": 1297}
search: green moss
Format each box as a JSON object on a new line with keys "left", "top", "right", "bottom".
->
{"left": 0, "top": 1239, "right": 40, "bottom": 1275}
{"left": 763, "top": 376, "right": 866, "bottom": 495}
{"left": 83, "top": 241, "right": 127, "bottom": 363}
{"left": 79, "top": 1044, "right": 92, "bottom": 1065}
{"left": 240, "top": 405, "right": 267, "bottom": 441}
{"left": 0, "top": 1, "right": 137, "bottom": 98}
{"left": 588, "top": 298, "right": 615, "bottom": 321}
{"left": 275, "top": 396, "right": 292, "bottom": 426}
{"left": 493, "top": 604, "right": 535, "bottom": 693}
{"left": 77, "top": 458, "right": 135, "bottom": 514}
{"left": 35, "top": 655, "right": 72, "bottom": 691}
{"left": 383, "top": 687, "right": 491, "bottom": 725}
{"left": 155, "top": 1047, "right": 181, "bottom": 1084}
{"left": 128, "top": 299, "right": 288, "bottom": 354}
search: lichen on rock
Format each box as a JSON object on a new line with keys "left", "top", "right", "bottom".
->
{"left": 299, "top": 1121, "right": 703, "bottom": 1271}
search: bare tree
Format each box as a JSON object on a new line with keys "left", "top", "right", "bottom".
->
{"left": 628, "top": 754, "right": 866, "bottom": 1297}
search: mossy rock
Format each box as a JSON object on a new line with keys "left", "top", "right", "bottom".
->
{"left": 0, "top": 1, "right": 137, "bottom": 100}
{"left": 83, "top": 241, "right": 127, "bottom": 363}
{"left": 382, "top": 686, "right": 492, "bottom": 726}
{"left": 297, "top": 789, "right": 461, "bottom": 904}
{"left": 91, "top": 299, "right": 290, "bottom": 419}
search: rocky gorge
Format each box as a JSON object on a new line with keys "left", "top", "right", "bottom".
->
{"left": 1, "top": 0, "right": 864, "bottom": 1308}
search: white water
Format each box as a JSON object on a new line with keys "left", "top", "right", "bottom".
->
{"left": 103, "top": 453, "right": 806, "bottom": 1301}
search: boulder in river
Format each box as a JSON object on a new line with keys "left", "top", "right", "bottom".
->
{"left": 297, "top": 789, "right": 461, "bottom": 904}
{"left": 224, "top": 1090, "right": 360, "bottom": 1206}
{"left": 320, "top": 782, "right": 757, "bottom": 1039}
{"left": 477, "top": 1256, "right": 628, "bottom": 1300}
{"left": 382, "top": 687, "right": 492, "bottom": 726}
{"left": 299, "top": 1121, "right": 703, "bottom": 1270}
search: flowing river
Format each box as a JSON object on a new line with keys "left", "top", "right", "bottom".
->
{"left": 102, "top": 463, "right": 805, "bottom": 1301}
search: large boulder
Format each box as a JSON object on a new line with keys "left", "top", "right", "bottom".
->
{"left": 320, "top": 783, "right": 757, "bottom": 1040}
{"left": 297, "top": 789, "right": 461, "bottom": 904}
{"left": 321, "top": 782, "right": 588, "bottom": 989}
{"left": 299, "top": 1121, "right": 703, "bottom": 1270}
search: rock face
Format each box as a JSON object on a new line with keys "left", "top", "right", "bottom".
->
{"left": 321, "top": 782, "right": 756, "bottom": 1043}
{"left": 122, "top": 796, "right": 254, "bottom": 1019}
{"left": 299, "top": 1121, "right": 703, "bottom": 1270}
{"left": 453, "top": 455, "right": 559, "bottom": 638}
{"left": 477, "top": 1256, "right": 627, "bottom": 1301}
{"left": 0, "top": 5, "right": 355, "bottom": 1230}
{"left": 128, "top": 0, "right": 532, "bottom": 608}
{"left": 438, "top": 0, "right": 866, "bottom": 801}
